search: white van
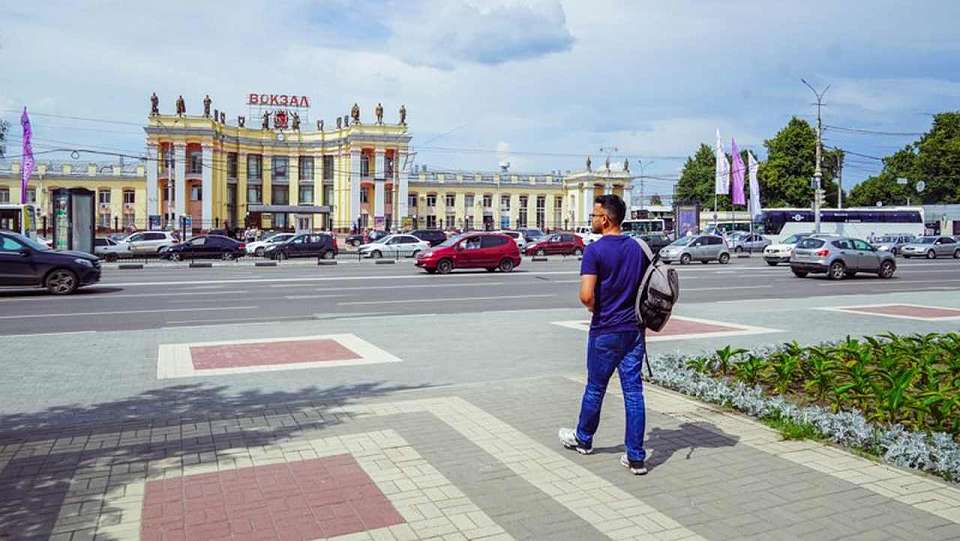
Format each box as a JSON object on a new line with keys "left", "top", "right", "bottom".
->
{"left": 574, "top": 226, "right": 601, "bottom": 245}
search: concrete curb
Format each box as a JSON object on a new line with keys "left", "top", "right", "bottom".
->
{"left": 531, "top": 256, "right": 549, "bottom": 262}
{"left": 188, "top": 262, "right": 213, "bottom": 268}
{"left": 117, "top": 264, "right": 143, "bottom": 270}
{"left": 318, "top": 260, "right": 338, "bottom": 266}
{"left": 255, "top": 261, "right": 278, "bottom": 267}
{"left": 375, "top": 259, "right": 397, "bottom": 265}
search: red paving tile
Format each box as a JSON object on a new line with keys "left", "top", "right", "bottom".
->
{"left": 141, "top": 454, "right": 404, "bottom": 540}
{"left": 651, "top": 318, "right": 741, "bottom": 337}
{"left": 844, "top": 304, "right": 960, "bottom": 319}
{"left": 190, "top": 338, "right": 361, "bottom": 370}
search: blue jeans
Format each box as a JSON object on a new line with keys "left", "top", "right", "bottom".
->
{"left": 576, "top": 331, "right": 647, "bottom": 462}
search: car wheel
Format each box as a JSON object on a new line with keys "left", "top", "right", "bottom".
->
{"left": 828, "top": 261, "right": 846, "bottom": 280}
{"left": 255, "top": 247, "right": 265, "bottom": 257}
{"left": 954, "top": 249, "right": 960, "bottom": 259}
{"left": 927, "top": 250, "right": 937, "bottom": 259}
{"left": 719, "top": 253, "right": 730, "bottom": 264}
{"left": 680, "top": 253, "right": 692, "bottom": 265}
{"left": 879, "top": 260, "right": 895, "bottom": 279}
{"left": 498, "top": 258, "right": 515, "bottom": 273}
{"left": 277, "top": 251, "right": 287, "bottom": 261}
{"left": 352, "top": 240, "right": 361, "bottom": 247}
{"left": 371, "top": 250, "right": 382, "bottom": 259}
{"left": 45, "top": 269, "right": 78, "bottom": 295}
{"left": 535, "top": 249, "right": 546, "bottom": 257}
{"left": 792, "top": 269, "right": 808, "bottom": 278}
{"left": 410, "top": 250, "right": 420, "bottom": 258}
{"left": 322, "top": 250, "right": 335, "bottom": 260}
{"left": 171, "top": 253, "right": 181, "bottom": 262}
{"left": 734, "top": 246, "right": 743, "bottom": 254}
{"left": 221, "top": 252, "right": 235, "bottom": 261}
{"left": 573, "top": 248, "right": 583, "bottom": 257}
{"left": 437, "top": 259, "right": 453, "bottom": 274}
{"left": 766, "top": 261, "right": 778, "bottom": 266}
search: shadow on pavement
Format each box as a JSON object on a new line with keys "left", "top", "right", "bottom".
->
{"left": 0, "top": 287, "right": 124, "bottom": 299}
{"left": 0, "top": 381, "right": 428, "bottom": 540}
{"left": 593, "top": 422, "right": 740, "bottom": 471}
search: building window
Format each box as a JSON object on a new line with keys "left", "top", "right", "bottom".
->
{"left": 123, "top": 190, "right": 136, "bottom": 204}
{"left": 323, "top": 156, "right": 334, "bottom": 180}
{"left": 536, "top": 196, "right": 546, "bottom": 230}
{"left": 385, "top": 155, "right": 395, "bottom": 177}
{"left": 408, "top": 192, "right": 418, "bottom": 209}
{"left": 98, "top": 212, "right": 111, "bottom": 229}
{"left": 299, "top": 184, "right": 314, "bottom": 204}
{"left": 247, "top": 154, "right": 262, "bottom": 180}
{"left": 191, "top": 185, "right": 202, "bottom": 201}
{"left": 555, "top": 196, "right": 563, "bottom": 228}
{"left": 500, "top": 195, "right": 510, "bottom": 211}
{"left": 123, "top": 212, "right": 136, "bottom": 228}
{"left": 272, "top": 185, "right": 289, "bottom": 205}
{"left": 446, "top": 213, "right": 456, "bottom": 228}
{"left": 426, "top": 194, "right": 437, "bottom": 207}
{"left": 188, "top": 150, "right": 202, "bottom": 174}
{"left": 360, "top": 154, "right": 370, "bottom": 177}
{"left": 385, "top": 189, "right": 393, "bottom": 206}
{"left": 483, "top": 194, "right": 492, "bottom": 208}
{"left": 518, "top": 196, "right": 528, "bottom": 228}
{"left": 272, "top": 156, "right": 288, "bottom": 181}
{"left": 26, "top": 188, "right": 37, "bottom": 203}
{"left": 360, "top": 188, "right": 369, "bottom": 204}
{"left": 98, "top": 190, "right": 111, "bottom": 205}
{"left": 274, "top": 213, "right": 288, "bottom": 229}
{"left": 323, "top": 185, "right": 333, "bottom": 207}
{"left": 426, "top": 215, "right": 436, "bottom": 228}
{"left": 445, "top": 194, "right": 456, "bottom": 208}
{"left": 0, "top": 188, "right": 8, "bottom": 203}
{"left": 247, "top": 184, "right": 262, "bottom": 204}
{"left": 298, "top": 156, "right": 314, "bottom": 180}
{"left": 227, "top": 153, "right": 238, "bottom": 178}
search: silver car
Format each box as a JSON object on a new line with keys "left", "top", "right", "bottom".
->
{"left": 900, "top": 236, "right": 960, "bottom": 259}
{"left": 659, "top": 235, "right": 730, "bottom": 265}
{"left": 729, "top": 233, "right": 771, "bottom": 254}
{"left": 790, "top": 236, "right": 896, "bottom": 280}
{"left": 359, "top": 234, "right": 430, "bottom": 258}
{"left": 121, "top": 230, "right": 178, "bottom": 255}
{"left": 871, "top": 234, "right": 916, "bottom": 256}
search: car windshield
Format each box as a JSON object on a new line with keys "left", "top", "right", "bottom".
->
{"left": 875, "top": 236, "right": 895, "bottom": 243}
{"left": 525, "top": 229, "right": 545, "bottom": 239}
{"left": 915, "top": 237, "right": 937, "bottom": 244}
{"left": 11, "top": 233, "right": 50, "bottom": 251}
{"left": 782, "top": 234, "right": 807, "bottom": 244}
{"left": 436, "top": 235, "right": 462, "bottom": 248}
{"left": 670, "top": 236, "right": 695, "bottom": 246}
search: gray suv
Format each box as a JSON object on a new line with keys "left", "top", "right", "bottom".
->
{"left": 659, "top": 235, "right": 730, "bottom": 265}
{"left": 790, "top": 237, "right": 896, "bottom": 280}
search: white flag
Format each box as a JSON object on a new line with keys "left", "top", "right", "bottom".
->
{"left": 715, "top": 129, "right": 730, "bottom": 195}
{"left": 748, "top": 151, "right": 761, "bottom": 219}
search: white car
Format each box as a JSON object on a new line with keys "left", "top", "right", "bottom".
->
{"left": 496, "top": 230, "right": 527, "bottom": 252}
{"left": 574, "top": 226, "right": 601, "bottom": 245}
{"left": 94, "top": 237, "right": 132, "bottom": 261}
{"left": 121, "top": 231, "right": 178, "bottom": 255}
{"left": 763, "top": 233, "right": 840, "bottom": 265}
{"left": 359, "top": 234, "right": 430, "bottom": 258}
{"left": 246, "top": 233, "right": 295, "bottom": 257}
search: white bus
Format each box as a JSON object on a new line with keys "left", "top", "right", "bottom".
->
{"left": 703, "top": 220, "right": 752, "bottom": 237}
{"left": 621, "top": 218, "right": 666, "bottom": 235}
{"left": 756, "top": 207, "right": 925, "bottom": 243}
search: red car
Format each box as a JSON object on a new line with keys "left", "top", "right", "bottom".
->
{"left": 415, "top": 233, "right": 521, "bottom": 274}
{"left": 524, "top": 232, "right": 584, "bottom": 256}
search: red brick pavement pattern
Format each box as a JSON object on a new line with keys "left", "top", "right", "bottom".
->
{"left": 651, "top": 318, "right": 741, "bottom": 337}
{"left": 140, "top": 454, "right": 404, "bottom": 540}
{"left": 844, "top": 304, "right": 960, "bottom": 319}
{"left": 190, "top": 339, "right": 362, "bottom": 370}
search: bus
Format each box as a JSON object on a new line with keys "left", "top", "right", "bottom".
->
{"left": 703, "top": 220, "right": 752, "bottom": 237}
{"left": 621, "top": 218, "right": 666, "bottom": 235}
{"left": 0, "top": 203, "right": 40, "bottom": 240}
{"left": 756, "top": 207, "right": 925, "bottom": 243}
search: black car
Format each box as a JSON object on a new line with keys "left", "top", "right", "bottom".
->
{"left": 265, "top": 233, "right": 338, "bottom": 260}
{"left": 0, "top": 231, "right": 101, "bottom": 295}
{"left": 161, "top": 235, "right": 246, "bottom": 261}
{"left": 628, "top": 232, "right": 672, "bottom": 252}
{"left": 411, "top": 229, "right": 447, "bottom": 247}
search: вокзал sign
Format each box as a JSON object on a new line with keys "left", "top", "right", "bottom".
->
{"left": 247, "top": 94, "right": 310, "bottom": 108}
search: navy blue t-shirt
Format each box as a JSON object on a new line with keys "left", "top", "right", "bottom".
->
{"left": 580, "top": 235, "right": 646, "bottom": 336}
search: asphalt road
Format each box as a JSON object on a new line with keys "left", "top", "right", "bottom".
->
{"left": 0, "top": 255, "right": 958, "bottom": 336}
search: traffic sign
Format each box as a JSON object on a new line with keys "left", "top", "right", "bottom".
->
{"left": 897, "top": 177, "right": 908, "bottom": 185}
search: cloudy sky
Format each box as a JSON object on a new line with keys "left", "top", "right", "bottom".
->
{"left": 2, "top": 0, "right": 959, "bottom": 201}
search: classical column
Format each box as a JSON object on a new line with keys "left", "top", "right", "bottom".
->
{"left": 146, "top": 143, "right": 159, "bottom": 222}
{"left": 374, "top": 149, "right": 386, "bottom": 224}
{"left": 174, "top": 143, "right": 187, "bottom": 220}
{"left": 582, "top": 185, "right": 594, "bottom": 227}
{"left": 201, "top": 144, "right": 213, "bottom": 229}
{"left": 397, "top": 151, "right": 409, "bottom": 223}
{"left": 349, "top": 149, "right": 361, "bottom": 230}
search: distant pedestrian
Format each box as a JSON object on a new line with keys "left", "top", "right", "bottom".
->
{"left": 559, "top": 194, "right": 649, "bottom": 475}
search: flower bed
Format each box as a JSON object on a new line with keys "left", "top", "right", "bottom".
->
{"left": 648, "top": 333, "right": 960, "bottom": 483}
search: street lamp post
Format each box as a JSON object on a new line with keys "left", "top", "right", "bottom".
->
{"left": 802, "top": 78, "right": 830, "bottom": 234}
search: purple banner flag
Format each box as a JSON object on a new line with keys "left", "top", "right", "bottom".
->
{"left": 20, "top": 107, "right": 35, "bottom": 204}
{"left": 730, "top": 138, "right": 746, "bottom": 206}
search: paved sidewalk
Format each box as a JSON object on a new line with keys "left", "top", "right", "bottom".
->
{"left": 3, "top": 376, "right": 960, "bottom": 540}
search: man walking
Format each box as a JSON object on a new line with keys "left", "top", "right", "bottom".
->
{"left": 559, "top": 194, "right": 649, "bottom": 475}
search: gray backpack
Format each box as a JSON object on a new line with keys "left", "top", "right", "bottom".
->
{"left": 634, "top": 239, "right": 680, "bottom": 332}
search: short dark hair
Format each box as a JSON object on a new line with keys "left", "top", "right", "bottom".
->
{"left": 594, "top": 194, "right": 626, "bottom": 225}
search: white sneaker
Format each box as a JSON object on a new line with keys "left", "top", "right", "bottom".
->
{"left": 558, "top": 428, "right": 592, "bottom": 454}
{"left": 620, "top": 454, "right": 648, "bottom": 475}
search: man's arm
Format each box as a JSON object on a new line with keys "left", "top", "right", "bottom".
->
{"left": 579, "top": 274, "right": 597, "bottom": 313}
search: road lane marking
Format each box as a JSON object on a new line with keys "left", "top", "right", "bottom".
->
{"left": 97, "top": 271, "right": 582, "bottom": 287}
{"left": 0, "top": 330, "right": 98, "bottom": 338}
{"left": 0, "top": 290, "right": 250, "bottom": 303}
{"left": 338, "top": 294, "right": 556, "bottom": 306}
{"left": 682, "top": 285, "right": 773, "bottom": 292}
{"left": 0, "top": 306, "right": 257, "bottom": 319}
{"left": 283, "top": 294, "right": 350, "bottom": 299}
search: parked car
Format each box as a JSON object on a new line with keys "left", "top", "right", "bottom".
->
{"left": 871, "top": 234, "right": 916, "bottom": 256}
{"left": 160, "top": 235, "right": 246, "bottom": 261}
{"left": 496, "top": 230, "right": 527, "bottom": 253}
{"left": 359, "top": 234, "right": 430, "bottom": 258}
{"left": 574, "top": 226, "right": 602, "bottom": 245}
{"left": 265, "top": 233, "right": 338, "bottom": 260}
{"left": 659, "top": 235, "right": 730, "bottom": 264}
{"left": 122, "top": 230, "right": 178, "bottom": 255}
{"left": 729, "top": 233, "right": 771, "bottom": 254}
{"left": 415, "top": 232, "right": 521, "bottom": 274}
{"left": 0, "top": 231, "right": 101, "bottom": 294}
{"left": 900, "top": 236, "right": 960, "bottom": 259}
{"left": 345, "top": 230, "right": 388, "bottom": 247}
{"left": 94, "top": 237, "right": 132, "bottom": 262}
{"left": 763, "top": 233, "right": 812, "bottom": 266}
{"left": 518, "top": 227, "right": 546, "bottom": 244}
{"left": 410, "top": 229, "right": 448, "bottom": 247}
{"left": 625, "top": 232, "right": 672, "bottom": 252}
{"left": 524, "top": 233, "right": 585, "bottom": 256}
{"left": 790, "top": 236, "right": 896, "bottom": 280}
{"left": 245, "top": 233, "right": 295, "bottom": 257}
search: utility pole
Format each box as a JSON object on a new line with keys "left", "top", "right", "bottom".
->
{"left": 802, "top": 79, "right": 829, "bottom": 233}
{"left": 836, "top": 153, "right": 843, "bottom": 209}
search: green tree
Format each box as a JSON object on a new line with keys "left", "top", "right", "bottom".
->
{"left": 676, "top": 143, "right": 731, "bottom": 208}
{"left": 760, "top": 117, "right": 841, "bottom": 207}
{"left": 846, "top": 147, "right": 918, "bottom": 207}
